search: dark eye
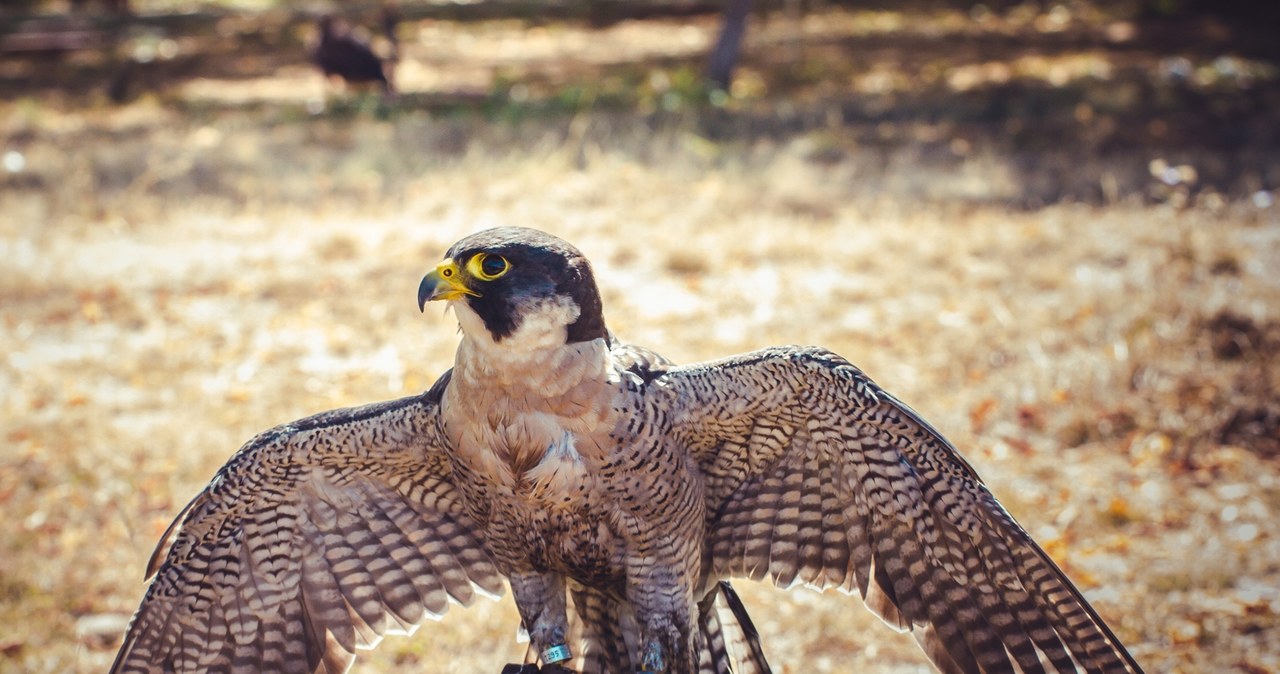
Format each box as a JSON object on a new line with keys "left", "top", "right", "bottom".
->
{"left": 468, "top": 253, "right": 510, "bottom": 281}
{"left": 482, "top": 255, "right": 507, "bottom": 277}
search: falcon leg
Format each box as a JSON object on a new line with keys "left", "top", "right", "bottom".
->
{"left": 622, "top": 537, "right": 702, "bottom": 672}
{"left": 640, "top": 640, "right": 665, "bottom": 673}
{"left": 637, "top": 613, "right": 694, "bottom": 674}
{"left": 510, "top": 572, "right": 573, "bottom": 666}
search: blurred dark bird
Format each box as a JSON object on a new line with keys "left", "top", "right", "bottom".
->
{"left": 311, "top": 13, "right": 394, "bottom": 95}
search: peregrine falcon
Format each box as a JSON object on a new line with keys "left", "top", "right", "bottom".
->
{"left": 110, "top": 226, "right": 1145, "bottom": 674}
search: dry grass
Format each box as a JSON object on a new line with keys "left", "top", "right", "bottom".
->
{"left": 3, "top": 3, "right": 1280, "bottom": 674}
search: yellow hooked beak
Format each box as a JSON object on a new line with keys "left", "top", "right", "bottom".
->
{"left": 418, "top": 259, "right": 479, "bottom": 311}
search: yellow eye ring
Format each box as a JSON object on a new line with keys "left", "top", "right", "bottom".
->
{"left": 467, "top": 253, "right": 510, "bottom": 281}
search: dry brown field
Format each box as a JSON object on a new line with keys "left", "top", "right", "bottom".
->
{"left": 2, "top": 3, "right": 1278, "bottom": 673}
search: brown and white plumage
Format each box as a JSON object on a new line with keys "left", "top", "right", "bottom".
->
{"left": 112, "top": 389, "right": 502, "bottom": 673}
{"left": 112, "top": 226, "right": 1144, "bottom": 674}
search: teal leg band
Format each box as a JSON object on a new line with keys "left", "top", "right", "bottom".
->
{"left": 542, "top": 643, "right": 572, "bottom": 664}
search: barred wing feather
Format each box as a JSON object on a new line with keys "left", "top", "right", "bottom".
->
{"left": 661, "top": 347, "right": 1143, "bottom": 674}
{"left": 110, "top": 380, "right": 504, "bottom": 674}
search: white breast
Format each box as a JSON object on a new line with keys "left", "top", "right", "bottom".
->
{"left": 524, "top": 430, "right": 588, "bottom": 499}
{"left": 442, "top": 328, "right": 619, "bottom": 497}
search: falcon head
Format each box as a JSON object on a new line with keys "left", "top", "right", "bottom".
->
{"left": 418, "top": 227, "right": 607, "bottom": 347}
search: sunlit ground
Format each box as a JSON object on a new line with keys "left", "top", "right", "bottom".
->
{"left": 2, "top": 2, "right": 1279, "bottom": 673}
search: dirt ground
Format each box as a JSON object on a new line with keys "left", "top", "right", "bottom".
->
{"left": 2, "top": 2, "right": 1279, "bottom": 673}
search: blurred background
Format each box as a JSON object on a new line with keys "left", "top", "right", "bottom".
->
{"left": 2, "top": 1, "right": 1278, "bottom": 672}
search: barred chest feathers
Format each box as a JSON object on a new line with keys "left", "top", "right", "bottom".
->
{"left": 441, "top": 328, "right": 622, "bottom": 505}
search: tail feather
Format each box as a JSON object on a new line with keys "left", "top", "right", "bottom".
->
{"left": 698, "top": 582, "right": 772, "bottom": 674}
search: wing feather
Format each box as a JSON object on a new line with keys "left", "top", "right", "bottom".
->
{"left": 791, "top": 454, "right": 827, "bottom": 588}
{"left": 111, "top": 375, "right": 503, "bottom": 674}
{"left": 767, "top": 461, "right": 806, "bottom": 588}
{"left": 662, "top": 346, "right": 1144, "bottom": 674}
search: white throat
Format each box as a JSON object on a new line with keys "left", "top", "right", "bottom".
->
{"left": 448, "top": 297, "right": 608, "bottom": 395}
{"left": 453, "top": 295, "right": 579, "bottom": 354}
{"left": 439, "top": 297, "right": 618, "bottom": 486}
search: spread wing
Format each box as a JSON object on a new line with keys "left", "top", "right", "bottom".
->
{"left": 659, "top": 346, "right": 1143, "bottom": 674}
{"left": 111, "top": 371, "right": 505, "bottom": 674}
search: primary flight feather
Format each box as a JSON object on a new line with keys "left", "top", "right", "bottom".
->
{"left": 111, "top": 226, "right": 1144, "bottom": 674}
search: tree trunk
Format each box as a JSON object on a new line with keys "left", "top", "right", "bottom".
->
{"left": 706, "top": 0, "right": 753, "bottom": 91}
